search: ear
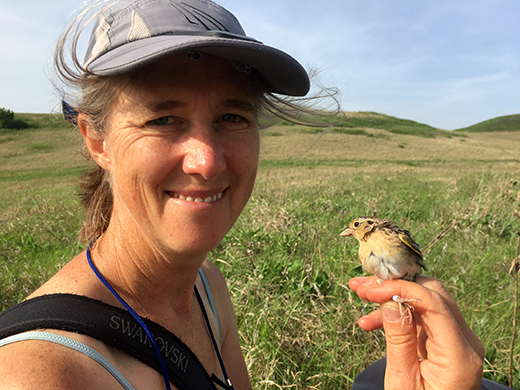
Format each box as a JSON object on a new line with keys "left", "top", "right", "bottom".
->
{"left": 78, "top": 113, "right": 111, "bottom": 171}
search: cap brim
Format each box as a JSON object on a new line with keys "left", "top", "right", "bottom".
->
{"left": 85, "top": 35, "right": 310, "bottom": 96}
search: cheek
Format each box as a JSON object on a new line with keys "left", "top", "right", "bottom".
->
{"left": 110, "top": 137, "right": 175, "bottom": 193}
{"left": 231, "top": 136, "right": 259, "bottom": 180}
{"left": 233, "top": 140, "right": 259, "bottom": 213}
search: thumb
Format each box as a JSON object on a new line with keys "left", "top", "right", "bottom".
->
{"left": 380, "top": 300, "right": 422, "bottom": 390}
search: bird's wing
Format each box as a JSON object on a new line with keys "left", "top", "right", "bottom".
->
{"left": 398, "top": 232, "right": 422, "bottom": 257}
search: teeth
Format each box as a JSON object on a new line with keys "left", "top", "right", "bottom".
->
{"left": 171, "top": 192, "right": 223, "bottom": 203}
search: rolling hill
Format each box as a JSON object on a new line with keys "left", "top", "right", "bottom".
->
{"left": 453, "top": 113, "right": 520, "bottom": 132}
{"left": 281, "top": 111, "right": 520, "bottom": 138}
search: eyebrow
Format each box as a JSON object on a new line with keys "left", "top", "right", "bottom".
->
{"left": 143, "top": 100, "right": 185, "bottom": 113}
{"left": 219, "top": 99, "right": 256, "bottom": 114}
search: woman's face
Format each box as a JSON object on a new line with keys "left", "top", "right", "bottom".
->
{"left": 99, "top": 53, "right": 260, "bottom": 258}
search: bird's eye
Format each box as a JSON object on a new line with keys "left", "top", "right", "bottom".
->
{"left": 354, "top": 222, "right": 360, "bottom": 227}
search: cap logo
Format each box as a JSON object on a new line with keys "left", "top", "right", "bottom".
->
{"left": 170, "top": 1, "right": 230, "bottom": 32}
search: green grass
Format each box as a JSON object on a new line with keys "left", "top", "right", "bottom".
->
{"left": 332, "top": 128, "right": 373, "bottom": 137}
{"left": 1, "top": 114, "right": 520, "bottom": 388}
{"left": 262, "top": 131, "right": 283, "bottom": 137}
{"left": 0, "top": 185, "right": 84, "bottom": 309}
{"left": 455, "top": 114, "right": 520, "bottom": 132}
{"left": 26, "top": 142, "right": 54, "bottom": 152}
{"left": 0, "top": 166, "right": 86, "bottom": 182}
{"left": 218, "top": 169, "right": 520, "bottom": 389}
{"left": 0, "top": 113, "right": 70, "bottom": 136}
{"left": 207, "top": 168, "right": 519, "bottom": 388}
{"left": 280, "top": 111, "right": 465, "bottom": 138}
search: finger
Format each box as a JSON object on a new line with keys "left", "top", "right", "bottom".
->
{"left": 350, "top": 276, "right": 478, "bottom": 358}
{"left": 348, "top": 276, "right": 373, "bottom": 294}
{"left": 364, "top": 279, "right": 459, "bottom": 337}
{"left": 353, "top": 277, "right": 483, "bottom": 389}
{"left": 365, "top": 280, "right": 483, "bottom": 385}
{"left": 356, "top": 304, "right": 429, "bottom": 360}
{"left": 416, "top": 321, "right": 428, "bottom": 361}
{"left": 357, "top": 309, "right": 383, "bottom": 331}
{"left": 379, "top": 300, "right": 422, "bottom": 389}
{"left": 416, "top": 277, "right": 484, "bottom": 360}
{"left": 349, "top": 276, "right": 378, "bottom": 300}
{"left": 366, "top": 281, "right": 481, "bottom": 390}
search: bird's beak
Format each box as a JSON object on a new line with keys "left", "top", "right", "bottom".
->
{"left": 339, "top": 227, "right": 353, "bottom": 237}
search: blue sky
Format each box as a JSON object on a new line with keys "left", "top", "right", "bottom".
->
{"left": 1, "top": 0, "right": 518, "bottom": 130}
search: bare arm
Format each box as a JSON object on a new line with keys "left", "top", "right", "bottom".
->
{"left": 0, "top": 338, "right": 123, "bottom": 390}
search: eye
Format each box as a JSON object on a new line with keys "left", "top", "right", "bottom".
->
{"left": 222, "top": 114, "right": 242, "bottom": 123}
{"left": 147, "top": 116, "right": 176, "bottom": 126}
{"left": 215, "top": 113, "right": 251, "bottom": 131}
{"left": 354, "top": 222, "right": 360, "bottom": 228}
{"left": 220, "top": 113, "right": 250, "bottom": 127}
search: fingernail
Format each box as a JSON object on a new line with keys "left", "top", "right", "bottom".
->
{"left": 382, "top": 306, "right": 401, "bottom": 322}
{"left": 360, "top": 278, "right": 373, "bottom": 287}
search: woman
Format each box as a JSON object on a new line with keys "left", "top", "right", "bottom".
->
{"left": 0, "top": 0, "right": 501, "bottom": 389}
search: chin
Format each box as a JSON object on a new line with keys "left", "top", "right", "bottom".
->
{"left": 165, "top": 233, "right": 227, "bottom": 257}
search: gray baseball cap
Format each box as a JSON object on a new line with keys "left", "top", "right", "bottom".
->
{"left": 84, "top": 0, "right": 310, "bottom": 96}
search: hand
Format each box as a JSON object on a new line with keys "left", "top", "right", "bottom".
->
{"left": 349, "top": 276, "right": 484, "bottom": 390}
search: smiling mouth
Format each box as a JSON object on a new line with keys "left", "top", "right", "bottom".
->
{"left": 167, "top": 191, "right": 223, "bottom": 203}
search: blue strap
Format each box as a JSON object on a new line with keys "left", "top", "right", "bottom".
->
{"left": 194, "top": 286, "right": 234, "bottom": 390}
{"left": 87, "top": 245, "right": 172, "bottom": 390}
{"left": 198, "top": 268, "right": 222, "bottom": 347}
{"left": 0, "top": 331, "right": 135, "bottom": 390}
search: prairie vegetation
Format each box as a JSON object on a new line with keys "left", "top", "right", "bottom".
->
{"left": 1, "top": 112, "right": 519, "bottom": 388}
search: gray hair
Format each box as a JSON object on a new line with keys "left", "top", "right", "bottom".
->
{"left": 53, "top": 1, "right": 341, "bottom": 243}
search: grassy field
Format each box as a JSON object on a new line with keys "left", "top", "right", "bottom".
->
{"left": 1, "top": 113, "right": 520, "bottom": 388}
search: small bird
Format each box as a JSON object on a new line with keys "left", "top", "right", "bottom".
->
{"left": 340, "top": 216, "right": 426, "bottom": 326}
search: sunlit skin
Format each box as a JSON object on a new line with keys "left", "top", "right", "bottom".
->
{"left": 0, "top": 51, "right": 487, "bottom": 390}
{"left": 85, "top": 54, "right": 260, "bottom": 271}
{"left": 73, "top": 54, "right": 259, "bottom": 388}
{"left": 349, "top": 275, "right": 484, "bottom": 390}
{"left": 0, "top": 54, "right": 259, "bottom": 390}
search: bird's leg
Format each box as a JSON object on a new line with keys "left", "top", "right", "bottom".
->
{"left": 392, "top": 295, "right": 420, "bottom": 329}
{"left": 375, "top": 279, "right": 420, "bottom": 329}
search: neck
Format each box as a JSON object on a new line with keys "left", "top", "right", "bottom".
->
{"left": 89, "top": 228, "right": 207, "bottom": 319}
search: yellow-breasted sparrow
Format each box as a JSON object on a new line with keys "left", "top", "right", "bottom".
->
{"left": 340, "top": 216, "right": 426, "bottom": 325}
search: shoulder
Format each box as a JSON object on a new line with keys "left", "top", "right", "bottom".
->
{"left": 199, "top": 259, "right": 230, "bottom": 298}
{"left": 0, "top": 334, "right": 122, "bottom": 390}
{"left": 198, "top": 260, "right": 235, "bottom": 331}
{"left": 199, "top": 262, "right": 253, "bottom": 390}
{"left": 27, "top": 251, "right": 101, "bottom": 299}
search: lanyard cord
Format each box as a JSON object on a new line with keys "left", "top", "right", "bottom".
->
{"left": 86, "top": 244, "right": 235, "bottom": 390}
{"left": 194, "top": 286, "right": 235, "bottom": 390}
{"left": 86, "top": 244, "right": 172, "bottom": 390}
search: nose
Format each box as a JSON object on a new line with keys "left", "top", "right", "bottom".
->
{"left": 181, "top": 131, "right": 226, "bottom": 180}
